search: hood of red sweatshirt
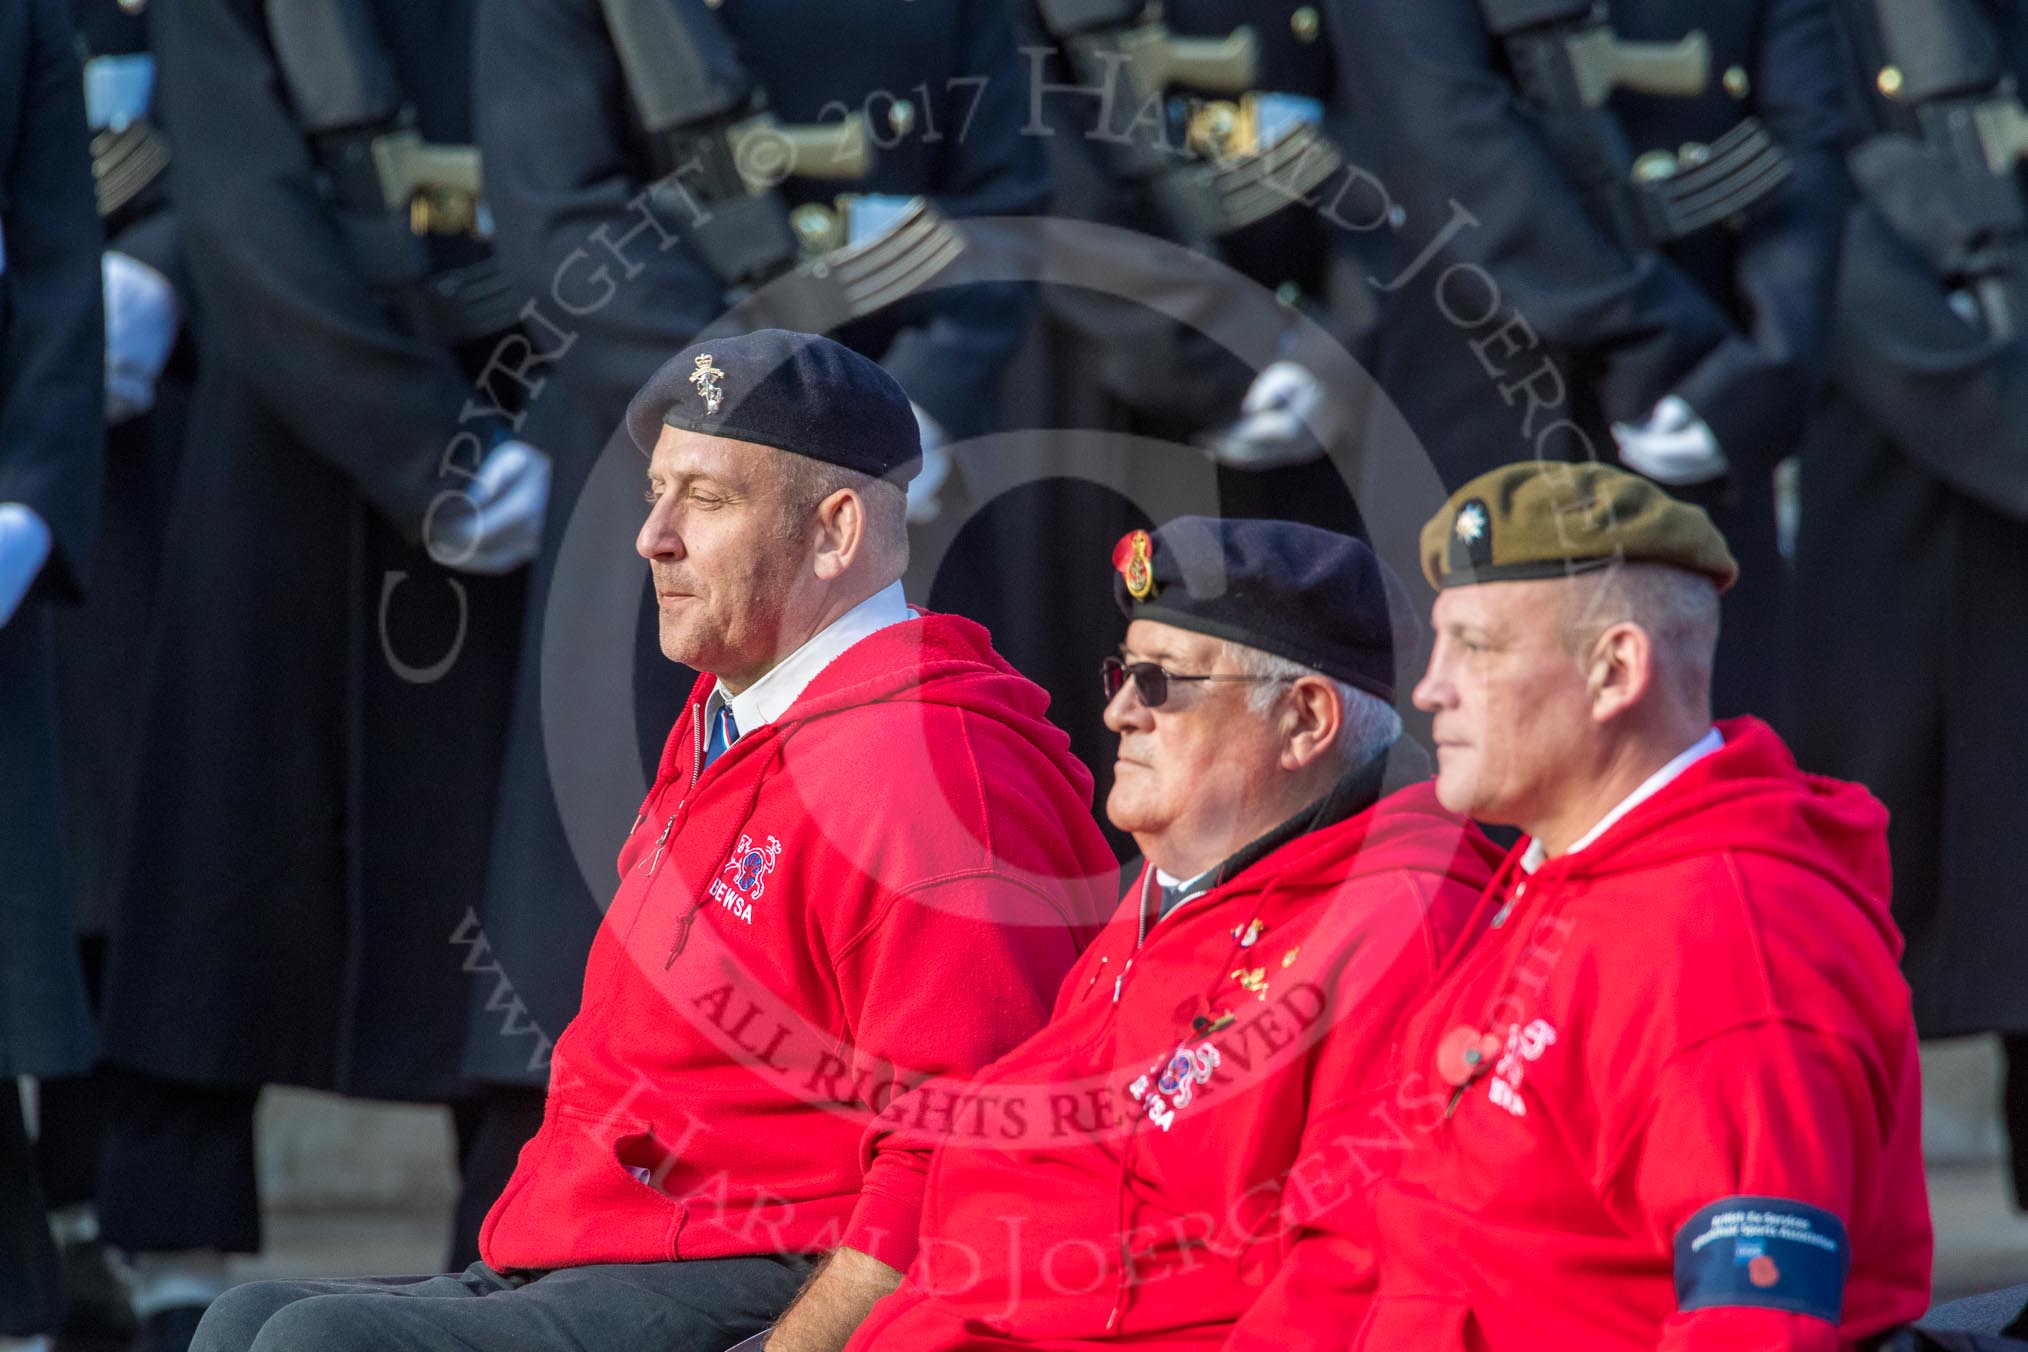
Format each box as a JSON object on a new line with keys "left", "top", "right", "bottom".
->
{"left": 1541, "top": 716, "right": 1898, "bottom": 959}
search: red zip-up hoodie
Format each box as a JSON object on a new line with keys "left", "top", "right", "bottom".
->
{"left": 849, "top": 777, "right": 1502, "bottom": 1350}
{"left": 1351, "top": 718, "right": 1932, "bottom": 1351}
{"left": 479, "top": 613, "right": 1118, "bottom": 1275}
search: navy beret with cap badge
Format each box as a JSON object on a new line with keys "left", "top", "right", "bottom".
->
{"left": 624, "top": 328, "right": 922, "bottom": 483}
{"left": 1112, "top": 516, "right": 1409, "bottom": 704}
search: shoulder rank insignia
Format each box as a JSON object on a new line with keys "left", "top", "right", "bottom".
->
{"left": 1113, "top": 529, "right": 1157, "bottom": 601}
{"left": 689, "top": 353, "right": 725, "bottom": 416}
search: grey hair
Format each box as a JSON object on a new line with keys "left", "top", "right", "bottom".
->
{"left": 1557, "top": 562, "right": 1720, "bottom": 707}
{"left": 773, "top": 452, "right": 910, "bottom": 572}
{"left": 1218, "top": 640, "right": 1403, "bottom": 765}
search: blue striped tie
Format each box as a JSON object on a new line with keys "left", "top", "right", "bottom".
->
{"left": 704, "top": 704, "right": 739, "bottom": 769}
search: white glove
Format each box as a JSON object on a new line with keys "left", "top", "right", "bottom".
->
{"left": 428, "top": 439, "right": 551, "bottom": 574}
{"left": 103, "top": 251, "right": 181, "bottom": 425}
{"left": 905, "top": 402, "right": 950, "bottom": 525}
{"left": 1199, "top": 360, "right": 1328, "bottom": 469}
{"left": 0, "top": 503, "right": 54, "bottom": 629}
{"left": 1612, "top": 394, "right": 1727, "bottom": 486}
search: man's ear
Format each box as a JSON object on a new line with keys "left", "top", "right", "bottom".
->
{"left": 1586, "top": 621, "right": 1653, "bottom": 724}
{"left": 811, "top": 489, "right": 866, "bottom": 581}
{"left": 1282, "top": 676, "right": 1344, "bottom": 771}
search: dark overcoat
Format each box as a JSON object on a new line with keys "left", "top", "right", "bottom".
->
{"left": 1328, "top": 0, "right": 1854, "bottom": 721}
{"left": 1790, "top": 0, "right": 2028, "bottom": 1037}
{"left": 0, "top": 0, "right": 104, "bottom": 1079}
{"left": 54, "top": 0, "right": 194, "bottom": 940}
{"left": 98, "top": 0, "right": 526, "bottom": 1102}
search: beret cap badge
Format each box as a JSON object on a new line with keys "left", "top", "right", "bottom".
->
{"left": 1420, "top": 463, "right": 1738, "bottom": 593}
{"left": 1113, "top": 529, "right": 1157, "bottom": 601}
{"left": 689, "top": 353, "right": 725, "bottom": 416}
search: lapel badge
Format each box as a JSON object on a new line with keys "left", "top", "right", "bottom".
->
{"left": 1113, "top": 529, "right": 1157, "bottom": 601}
{"left": 1231, "top": 917, "right": 1265, "bottom": 948}
{"left": 1280, "top": 946, "right": 1300, "bottom": 969}
{"left": 689, "top": 353, "right": 726, "bottom": 416}
{"left": 1231, "top": 966, "right": 1269, "bottom": 1000}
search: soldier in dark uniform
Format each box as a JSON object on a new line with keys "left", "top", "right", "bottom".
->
{"left": 0, "top": 0, "right": 104, "bottom": 1345}
{"left": 91, "top": 1, "right": 550, "bottom": 1345}
{"left": 1791, "top": 0, "right": 2028, "bottom": 1206}
{"left": 464, "top": 0, "right": 1049, "bottom": 1166}
{"left": 1015, "top": 1, "right": 1363, "bottom": 480}
{"left": 1326, "top": 0, "right": 1855, "bottom": 723}
{"left": 37, "top": 3, "right": 193, "bottom": 1340}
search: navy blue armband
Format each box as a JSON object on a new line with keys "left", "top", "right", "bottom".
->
{"left": 1673, "top": 1196, "right": 1850, "bottom": 1323}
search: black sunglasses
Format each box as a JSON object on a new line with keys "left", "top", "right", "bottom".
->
{"left": 1101, "top": 656, "right": 1287, "bottom": 709}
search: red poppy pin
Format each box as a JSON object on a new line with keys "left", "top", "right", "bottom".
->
{"left": 1114, "top": 529, "right": 1156, "bottom": 601}
{"left": 1436, "top": 1025, "right": 1504, "bottom": 1088}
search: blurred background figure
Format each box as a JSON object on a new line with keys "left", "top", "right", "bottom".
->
{"left": 972, "top": 1, "right": 1374, "bottom": 851}
{"left": 1328, "top": 0, "right": 1855, "bottom": 724}
{"left": 0, "top": 1, "right": 106, "bottom": 1350}
{"left": 88, "top": 1, "right": 546, "bottom": 1347}
{"left": 1012, "top": 0, "right": 1368, "bottom": 496}
{"left": 39, "top": 1, "right": 193, "bottom": 1344}
{"left": 464, "top": 0, "right": 1047, "bottom": 1138}
{"left": 1793, "top": 0, "right": 2028, "bottom": 1211}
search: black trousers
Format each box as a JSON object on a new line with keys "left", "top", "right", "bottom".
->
{"left": 191, "top": 1257, "right": 812, "bottom": 1352}
{"left": 36, "top": 936, "right": 113, "bottom": 1210}
{"left": 0, "top": 1087, "right": 63, "bottom": 1335}
{"left": 97, "top": 1071, "right": 546, "bottom": 1268}
{"left": 96, "top": 1069, "right": 262, "bottom": 1255}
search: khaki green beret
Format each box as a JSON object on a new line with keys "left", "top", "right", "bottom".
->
{"left": 1419, "top": 461, "right": 1738, "bottom": 593}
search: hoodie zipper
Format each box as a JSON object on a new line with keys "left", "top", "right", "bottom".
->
{"left": 1101, "top": 867, "right": 1276, "bottom": 1333}
{"left": 636, "top": 704, "right": 706, "bottom": 881}
{"left": 657, "top": 702, "right": 713, "bottom": 968}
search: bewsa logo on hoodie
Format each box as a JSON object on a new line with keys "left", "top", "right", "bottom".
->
{"left": 712, "top": 833, "right": 782, "bottom": 925}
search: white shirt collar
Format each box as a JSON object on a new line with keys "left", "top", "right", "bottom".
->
{"left": 1149, "top": 865, "right": 1218, "bottom": 924}
{"left": 705, "top": 581, "right": 911, "bottom": 735}
{"left": 1521, "top": 727, "right": 1723, "bottom": 874}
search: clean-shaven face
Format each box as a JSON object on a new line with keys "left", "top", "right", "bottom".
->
{"left": 636, "top": 426, "right": 811, "bottom": 684}
{"left": 1412, "top": 580, "right": 1597, "bottom": 828}
{"left": 1103, "top": 620, "right": 1289, "bottom": 868}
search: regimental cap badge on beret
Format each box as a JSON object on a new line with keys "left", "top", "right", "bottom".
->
{"left": 625, "top": 330, "right": 922, "bottom": 481}
{"left": 1109, "top": 516, "right": 1406, "bottom": 704}
{"left": 1419, "top": 461, "right": 1739, "bottom": 593}
{"left": 688, "top": 354, "right": 725, "bottom": 417}
{"left": 1449, "top": 498, "right": 1493, "bottom": 576}
{"left": 1113, "top": 529, "right": 1157, "bottom": 600}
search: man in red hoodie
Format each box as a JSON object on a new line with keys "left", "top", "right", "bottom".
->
{"left": 1348, "top": 461, "right": 1932, "bottom": 1350}
{"left": 848, "top": 517, "right": 1503, "bottom": 1350}
{"left": 189, "top": 330, "right": 1119, "bottom": 1352}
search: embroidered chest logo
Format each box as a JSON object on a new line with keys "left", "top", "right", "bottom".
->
{"left": 1485, "top": 1017, "right": 1558, "bottom": 1118}
{"left": 710, "top": 833, "right": 781, "bottom": 925}
{"left": 1127, "top": 1041, "right": 1222, "bottom": 1132}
